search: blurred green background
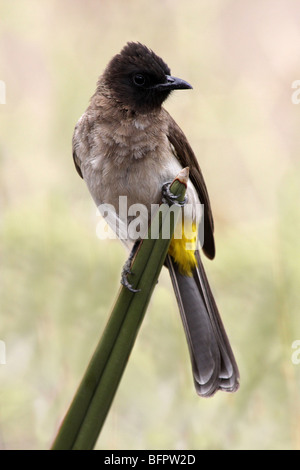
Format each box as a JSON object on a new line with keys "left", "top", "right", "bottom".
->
{"left": 1, "top": 0, "right": 300, "bottom": 450}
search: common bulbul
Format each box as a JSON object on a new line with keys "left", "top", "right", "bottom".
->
{"left": 72, "top": 42, "right": 239, "bottom": 397}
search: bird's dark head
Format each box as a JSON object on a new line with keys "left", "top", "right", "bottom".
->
{"left": 101, "top": 42, "right": 192, "bottom": 114}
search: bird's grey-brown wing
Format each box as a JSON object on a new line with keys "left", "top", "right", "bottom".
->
{"left": 164, "top": 109, "right": 215, "bottom": 260}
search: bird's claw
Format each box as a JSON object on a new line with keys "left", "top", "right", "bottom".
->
{"left": 120, "top": 247, "right": 141, "bottom": 293}
{"left": 161, "top": 181, "right": 188, "bottom": 206}
{"left": 121, "top": 272, "right": 140, "bottom": 293}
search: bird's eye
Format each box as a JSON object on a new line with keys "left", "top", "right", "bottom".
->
{"left": 133, "top": 74, "right": 146, "bottom": 86}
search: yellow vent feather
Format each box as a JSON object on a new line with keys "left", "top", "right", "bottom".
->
{"left": 168, "top": 221, "right": 197, "bottom": 276}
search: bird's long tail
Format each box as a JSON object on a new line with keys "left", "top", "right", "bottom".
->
{"left": 166, "top": 251, "right": 239, "bottom": 397}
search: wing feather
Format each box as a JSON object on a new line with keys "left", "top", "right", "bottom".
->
{"left": 164, "top": 109, "right": 215, "bottom": 259}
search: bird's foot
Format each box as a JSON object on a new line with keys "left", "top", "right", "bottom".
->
{"left": 161, "top": 181, "right": 188, "bottom": 206}
{"left": 120, "top": 243, "right": 141, "bottom": 293}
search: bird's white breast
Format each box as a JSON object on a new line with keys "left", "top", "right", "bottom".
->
{"left": 75, "top": 111, "right": 201, "bottom": 244}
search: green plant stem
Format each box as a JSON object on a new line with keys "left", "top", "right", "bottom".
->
{"left": 51, "top": 168, "right": 188, "bottom": 450}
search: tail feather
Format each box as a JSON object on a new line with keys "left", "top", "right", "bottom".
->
{"left": 166, "top": 252, "right": 239, "bottom": 397}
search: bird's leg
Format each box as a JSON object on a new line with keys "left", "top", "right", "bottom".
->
{"left": 121, "top": 241, "right": 141, "bottom": 293}
{"left": 161, "top": 181, "right": 188, "bottom": 206}
{"left": 121, "top": 179, "right": 188, "bottom": 293}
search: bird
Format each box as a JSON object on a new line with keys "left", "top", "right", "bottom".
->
{"left": 72, "top": 42, "right": 239, "bottom": 397}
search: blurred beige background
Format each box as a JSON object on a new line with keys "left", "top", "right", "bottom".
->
{"left": 1, "top": 0, "right": 300, "bottom": 450}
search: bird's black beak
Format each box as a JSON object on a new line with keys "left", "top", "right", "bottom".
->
{"left": 153, "top": 75, "right": 193, "bottom": 91}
